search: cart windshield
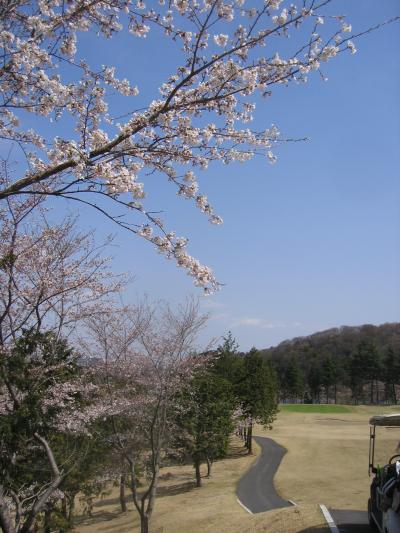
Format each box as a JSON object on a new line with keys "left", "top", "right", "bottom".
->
{"left": 369, "top": 414, "right": 400, "bottom": 474}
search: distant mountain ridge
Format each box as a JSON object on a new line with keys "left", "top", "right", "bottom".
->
{"left": 260, "top": 322, "right": 400, "bottom": 362}
{"left": 259, "top": 323, "right": 400, "bottom": 404}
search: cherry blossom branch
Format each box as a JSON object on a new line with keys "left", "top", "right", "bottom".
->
{"left": 0, "top": 0, "right": 398, "bottom": 292}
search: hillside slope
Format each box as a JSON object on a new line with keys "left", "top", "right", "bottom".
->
{"left": 260, "top": 323, "right": 400, "bottom": 403}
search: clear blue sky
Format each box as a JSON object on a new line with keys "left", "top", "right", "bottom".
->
{"left": 55, "top": 0, "right": 400, "bottom": 351}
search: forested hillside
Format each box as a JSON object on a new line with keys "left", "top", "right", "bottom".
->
{"left": 260, "top": 323, "right": 400, "bottom": 405}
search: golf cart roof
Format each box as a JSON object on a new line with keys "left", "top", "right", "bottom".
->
{"left": 369, "top": 413, "right": 400, "bottom": 427}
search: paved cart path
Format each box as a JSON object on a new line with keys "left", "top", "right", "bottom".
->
{"left": 236, "top": 435, "right": 373, "bottom": 533}
{"left": 236, "top": 436, "right": 292, "bottom": 513}
{"left": 329, "top": 509, "right": 372, "bottom": 533}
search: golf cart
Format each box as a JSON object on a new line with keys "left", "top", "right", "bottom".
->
{"left": 368, "top": 414, "right": 400, "bottom": 533}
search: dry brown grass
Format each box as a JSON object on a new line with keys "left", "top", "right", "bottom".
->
{"left": 74, "top": 435, "right": 327, "bottom": 533}
{"left": 75, "top": 405, "right": 400, "bottom": 532}
{"left": 257, "top": 404, "right": 400, "bottom": 510}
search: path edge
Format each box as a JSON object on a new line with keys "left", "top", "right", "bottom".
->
{"left": 236, "top": 498, "right": 253, "bottom": 514}
{"left": 319, "top": 504, "right": 340, "bottom": 533}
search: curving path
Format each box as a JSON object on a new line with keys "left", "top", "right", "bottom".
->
{"left": 236, "top": 435, "right": 372, "bottom": 532}
{"left": 236, "top": 435, "right": 292, "bottom": 514}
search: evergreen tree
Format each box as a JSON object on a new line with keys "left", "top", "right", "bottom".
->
{"left": 308, "top": 362, "right": 322, "bottom": 404}
{"left": 176, "top": 372, "right": 235, "bottom": 486}
{"left": 383, "top": 347, "right": 400, "bottom": 404}
{"left": 0, "top": 330, "right": 83, "bottom": 531}
{"left": 213, "top": 331, "right": 241, "bottom": 385}
{"left": 284, "top": 357, "right": 304, "bottom": 402}
{"left": 321, "top": 356, "right": 338, "bottom": 404}
{"left": 349, "top": 342, "right": 381, "bottom": 404}
{"left": 349, "top": 348, "right": 365, "bottom": 404}
{"left": 238, "top": 348, "right": 278, "bottom": 454}
{"left": 360, "top": 342, "right": 382, "bottom": 404}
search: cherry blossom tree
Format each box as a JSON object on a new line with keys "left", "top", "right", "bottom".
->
{"left": 0, "top": 193, "right": 125, "bottom": 349}
{"left": 0, "top": 330, "right": 99, "bottom": 533}
{"left": 0, "top": 195, "right": 124, "bottom": 533}
{"left": 1, "top": 0, "right": 396, "bottom": 292}
{"left": 84, "top": 299, "right": 209, "bottom": 533}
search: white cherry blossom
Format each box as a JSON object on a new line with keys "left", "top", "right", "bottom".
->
{"left": 0, "top": 0, "right": 394, "bottom": 293}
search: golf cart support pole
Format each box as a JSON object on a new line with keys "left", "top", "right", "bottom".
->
{"left": 369, "top": 424, "right": 376, "bottom": 477}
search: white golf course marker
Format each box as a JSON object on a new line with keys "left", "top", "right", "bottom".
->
{"left": 319, "top": 504, "right": 340, "bottom": 533}
{"left": 236, "top": 498, "right": 253, "bottom": 514}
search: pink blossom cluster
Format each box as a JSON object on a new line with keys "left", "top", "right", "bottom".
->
{"left": 0, "top": 195, "right": 124, "bottom": 349}
{"left": 0, "top": 0, "right": 364, "bottom": 292}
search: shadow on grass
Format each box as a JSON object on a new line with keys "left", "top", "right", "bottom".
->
{"left": 93, "top": 496, "right": 121, "bottom": 508}
{"left": 78, "top": 516, "right": 136, "bottom": 533}
{"left": 90, "top": 477, "right": 197, "bottom": 512}
{"left": 157, "top": 480, "right": 196, "bottom": 498}
{"left": 74, "top": 510, "right": 119, "bottom": 526}
{"left": 222, "top": 442, "right": 250, "bottom": 461}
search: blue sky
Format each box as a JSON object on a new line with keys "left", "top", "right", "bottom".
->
{"left": 50, "top": 1, "right": 400, "bottom": 351}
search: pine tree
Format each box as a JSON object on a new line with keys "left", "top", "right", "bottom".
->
{"left": 284, "top": 357, "right": 304, "bottom": 403}
{"left": 213, "top": 331, "right": 241, "bottom": 384}
{"left": 308, "top": 362, "right": 322, "bottom": 404}
{"left": 383, "top": 347, "right": 400, "bottom": 404}
{"left": 360, "top": 342, "right": 382, "bottom": 404}
{"left": 322, "top": 357, "right": 338, "bottom": 404}
{"left": 349, "top": 348, "right": 365, "bottom": 404}
{"left": 175, "top": 372, "right": 235, "bottom": 486}
{"left": 238, "top": 348, "right": 278, "bottom": 454}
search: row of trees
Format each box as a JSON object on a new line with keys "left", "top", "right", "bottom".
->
{"left": 0, "top": 196, "right": 278, "bottom": 533}
{"left": 274, "top": 341, "right": 400, "bottom": 405}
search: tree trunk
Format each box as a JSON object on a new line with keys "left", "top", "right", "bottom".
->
{"left": 43, "top": 508, "right": 51, "bottom": 533}
{"left": 370, "top": 380, "right": 374, "bottom": 404}
{"left": 67, "top": 494, "right": 76, "bottom": 526}
{"left": 206, "top": 456, "right": 212, "bottom": 478}
{"left": 140, "top": 513, "right": 149, "bottom": 533}
{"left": 247, "top": 423, "right": 253, "bottom": 454}
{"left": 119, "top": 474, "right": 127, "bottom": 512}
{"left": 243, "top": 426, "right": 247, "bottom": 445}
{"left": 194, "top": 459, "right": 202, "bottom": 487}
{"left": 0, "top": 487, "right": 16, "bottom": 533}
{"left": 128, "top": 460, "right": 143, "bottom": 521}
{"left": 393, "top": 383, "right": 397, "bottom": 405}
{"left": 334, "top": 383, "right": 337, "bottom": 404}
{"left": 19, "top": 434, "right": 62, "bottom": 533}
{"left": 62, "top": 497, "right": 67, "bottom": 519}
{"left": 144, "top": 461, "right": 159, "bottom": 522}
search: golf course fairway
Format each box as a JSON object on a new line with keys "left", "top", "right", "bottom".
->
{"left": 75, "top": 405, "right": 400, "bottom": 532}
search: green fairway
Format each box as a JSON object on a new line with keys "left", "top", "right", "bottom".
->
{"left": 279, "top": 404, "right": 351, "bottom": 413}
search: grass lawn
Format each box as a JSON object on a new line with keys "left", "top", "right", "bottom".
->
{"left": 75, "top": 405, "right": 400, "bottom": 532}
{"left": 74, "top": 436, "right": 328, "bottom": 533}
{"left": 258, "top": 404, "right": 400, "bottom": 510}
{"left": 280, "top": 404, "right": 352, "bottom": 414}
